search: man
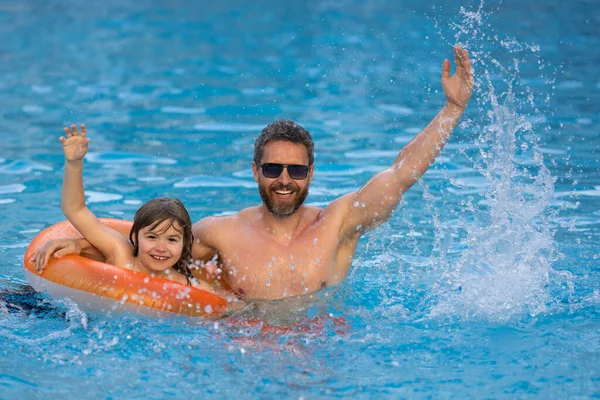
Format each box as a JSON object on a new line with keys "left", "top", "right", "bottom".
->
{"left": 35, "top": 46, "right": 473, "bottom": 300}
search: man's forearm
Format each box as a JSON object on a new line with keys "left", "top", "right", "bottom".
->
{"left": 394, "top": 102, "right": 465, "bottom": 184}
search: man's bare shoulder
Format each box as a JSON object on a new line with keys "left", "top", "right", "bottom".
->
{"left": 296, "top": 198, "right": 353, "bottom": 233}
{"left": 193, "top": 206, "right": 260, "bottom": 234}
{"left": 320, "top": 192, "right": 363, "bottom": 240}
{"left": 321, "top": 192, "right": 355, "bottom": 218}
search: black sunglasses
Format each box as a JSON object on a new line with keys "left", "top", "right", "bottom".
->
{"left": 256, "top": 162, "right": 311, "bottom": 180}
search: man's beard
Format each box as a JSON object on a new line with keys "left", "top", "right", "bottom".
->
{"left": 259, "top": 181, "right": 309, "bottom": 218}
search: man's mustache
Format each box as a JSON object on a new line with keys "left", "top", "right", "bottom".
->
{"left": 271, "top": 183, "right": 297, "bottom": 192}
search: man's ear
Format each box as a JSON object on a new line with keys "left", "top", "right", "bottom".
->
{"left": 307, "top": 164, "right": 315, "bottom": 184}
{"left": 252, "top": 161, "right": 260, "bottom": 183}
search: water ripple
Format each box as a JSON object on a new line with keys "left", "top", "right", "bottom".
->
{"left": 378, "top": 104, "right": 414, "bottom": 115}
{"left": 0, "top": 160, "right": 52, "bottom": 175}
{"left": 161, "top": 107, "right": 206, "bottom": 114}
{"left": 554, "top": 186, "right": 600, "bottom": 198}
{"left": 173, "top": 175, "right": 256, "bottom": 189}
{"left": 86, "top": 152, "right": 177, "bottom": 165}
{"left": 192, "top": 123, "right": 265, "bottom": 133}
{"left": 0, "top": 183, "right": 26, "bottom": 194}
{"left": 85, "top": 190, "right": 123, "bottom": 203}
{"left": 344, "top": 150, "right": 399, "bottom": 159}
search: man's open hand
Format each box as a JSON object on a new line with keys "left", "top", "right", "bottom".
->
{"left": 442, "top": 46, "right": 474, "bottom": 110}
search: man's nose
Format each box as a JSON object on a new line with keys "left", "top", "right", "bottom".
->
{"left": 277, "top": 167, "right": 293, "bottom": 184}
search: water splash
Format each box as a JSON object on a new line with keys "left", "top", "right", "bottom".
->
{"left": 426, "top": 2, "right": 570, "bottom": 322}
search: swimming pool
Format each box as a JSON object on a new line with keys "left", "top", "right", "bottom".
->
{"left": 1, "top": 0, "right": 598, "bottom": 397}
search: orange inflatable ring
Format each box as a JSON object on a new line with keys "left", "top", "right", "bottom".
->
{"left": 23, "top": 219, "right": 228, "bottom": 317}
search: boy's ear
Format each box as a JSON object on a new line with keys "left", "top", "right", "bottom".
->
{"left": 131, "top": 234, "right": 140, "bottom": 256}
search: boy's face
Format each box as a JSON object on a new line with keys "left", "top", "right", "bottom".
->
{"left": 136, "top": 220, "right": 184, "bottom": 272}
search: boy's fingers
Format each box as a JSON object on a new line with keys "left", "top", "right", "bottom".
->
{"left": 54, "top": 248, "right": 68, "bottom": 258}
{"left": 204, "top": 261, "right": 218, "bottom": 275}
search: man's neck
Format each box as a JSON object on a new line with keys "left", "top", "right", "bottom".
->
{"left": 258, "top": 204, "right": 308, "bottom": 241}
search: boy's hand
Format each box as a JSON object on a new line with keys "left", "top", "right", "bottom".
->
{"left": 31, "top": 238, "right": 82, "bottom": 272}
{"left": 60, "top": 124, "right": 90, "bottom": 162}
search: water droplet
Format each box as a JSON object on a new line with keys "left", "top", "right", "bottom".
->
{"left": 290, "top": 263, "right": 295, "bottom": 270}
{"left": 265, "top": 279, "right": 271, "bottom": 287}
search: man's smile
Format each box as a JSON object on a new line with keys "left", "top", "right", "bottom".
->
{"left": 274, "top": 188, "right": 293, "bottom": 196}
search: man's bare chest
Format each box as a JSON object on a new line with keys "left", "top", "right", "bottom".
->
{"left": 215, "top": 228, "right": 339, "bottom": 298}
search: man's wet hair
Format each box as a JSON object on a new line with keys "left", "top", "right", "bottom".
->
{"left": 129, "top": 197, "right": 195, "bottom": 284}
{"left": 254, "top": 120, "right": 314, "bottom": 165}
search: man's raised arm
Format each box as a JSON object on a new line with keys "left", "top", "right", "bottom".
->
{"left": 338, "top": 46, "right": 474, "bottom": 238}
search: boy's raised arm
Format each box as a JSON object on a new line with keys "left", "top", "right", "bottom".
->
{"left": 59, "top": 124, "right": 129, "bottom": 260}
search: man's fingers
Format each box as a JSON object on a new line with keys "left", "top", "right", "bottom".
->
{"left": 454, "top": 46, "right": 465, "bottom": 72}
{"left": 442, "top": 59, "right": 451, "bottom": 80}
{"left": 453, "top": 46, "right": 474, "bottom": 84}
{"left": 462, "top": 50, "right": 473, "bottom": 78}
{"left": 80, "top": 124, "right": 86, "bottom": 138}
{"left": 71, "top": 124, "right": 78, "bottom": 136}
{"left": 455, "top": 46, "right": 466, "bottom": 61}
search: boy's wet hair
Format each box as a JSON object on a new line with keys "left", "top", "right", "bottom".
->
{"left": 254, "top": 120, "right": 314, "bottom": 165}
{"left": 129, "top": 198, "right": 195, "bottom": 284}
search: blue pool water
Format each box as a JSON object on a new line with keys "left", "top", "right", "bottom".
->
{"left": 1, "top": 0, "right": 599, "bottom": 397}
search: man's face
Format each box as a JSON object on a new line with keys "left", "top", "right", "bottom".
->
{"left": 253, "top": 141, "right": 314, "bottom": 218}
